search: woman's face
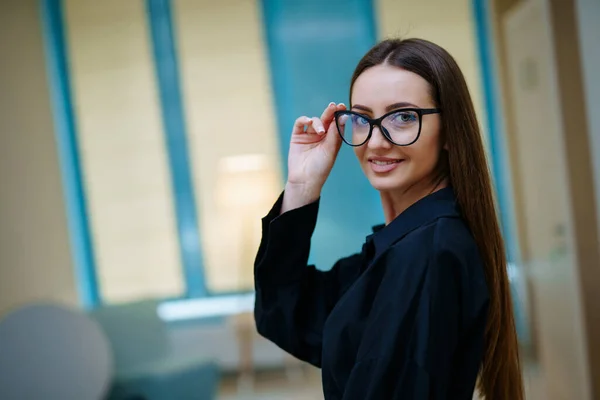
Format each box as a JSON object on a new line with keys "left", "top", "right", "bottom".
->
{"left": 350, "top": 64, "right": 443, "bottom": 194}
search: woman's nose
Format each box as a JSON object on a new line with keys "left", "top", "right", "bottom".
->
{"left": 367, "top": 125, "right": 392, "bottom": 149}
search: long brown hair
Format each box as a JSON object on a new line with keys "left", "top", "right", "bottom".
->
{"left": 350, "top": 38, "right": 524, "bottom": 399}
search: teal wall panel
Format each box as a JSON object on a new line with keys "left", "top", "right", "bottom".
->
{"left": 262, "top": 0, "right": 384, "bottom": 269}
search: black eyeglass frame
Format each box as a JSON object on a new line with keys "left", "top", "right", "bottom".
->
{"left": 333, "top": 108, "right": 441, "bottom": 147}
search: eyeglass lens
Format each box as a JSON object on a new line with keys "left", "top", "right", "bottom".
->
{"left": 337, "top": 110, "right": 421, "bottom": 146}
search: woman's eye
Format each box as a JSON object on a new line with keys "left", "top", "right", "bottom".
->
{"left": 392, "top": 112, "right": 417, "bottom": 123}
{"left": 351, "top": 115, "right": 369, "bottom": 126}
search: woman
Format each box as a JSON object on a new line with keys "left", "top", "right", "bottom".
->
{"left": 253, "top": 38, "right": 524, "bottom": 399}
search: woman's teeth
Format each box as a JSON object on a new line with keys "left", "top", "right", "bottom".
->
{"left": 371, "top": 160, "right": 400, "bottom": 165}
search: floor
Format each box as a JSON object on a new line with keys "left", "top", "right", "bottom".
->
{"left": 218, "top": 366, "right": 323, "bottom": 400}
{"left": 218, "top": 361, "right": 548, "bottom": 400}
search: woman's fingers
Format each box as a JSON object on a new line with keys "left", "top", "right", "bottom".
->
{"left": 320, "top": 102, "right": 337, "bottom": 126}
{"left": 327, "top": 103, "right": 347, "bottom": 133}
{"left": 323, "top": 105, "right": 345, "bottom": 148}
{"left": 292, "top": 102, "right": 346, "bottom": 137}
{"left": 310, "top": 117, "right": 325, "bottom": 135}
{"left": 292, "top": 116, "right": 326, "bottom": 138}
{"left": 292, "top": 116, "right": 312, "bottom": 135}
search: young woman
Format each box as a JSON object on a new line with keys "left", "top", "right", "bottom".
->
{"left": 253, "top": 38, "right": 524, "bottom": 399}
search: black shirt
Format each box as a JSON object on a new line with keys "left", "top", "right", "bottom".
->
{"left": 254, "top": 187, "right": 489, "bottom": 399}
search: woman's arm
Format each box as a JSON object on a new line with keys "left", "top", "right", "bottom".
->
{"left": 254, "top": 190, "right": 366, "bottom": 367}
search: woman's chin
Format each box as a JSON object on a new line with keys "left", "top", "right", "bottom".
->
{"left": 367, "top": 176, "right": 406, "bottom": 192}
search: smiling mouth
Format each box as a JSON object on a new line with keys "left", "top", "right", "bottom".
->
{"left": 369, "top": 159, "right": 403, "bottom": 165}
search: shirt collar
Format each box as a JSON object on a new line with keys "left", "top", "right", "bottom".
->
{"left": 367, "top": 187, "right": 460, "bottom": 259}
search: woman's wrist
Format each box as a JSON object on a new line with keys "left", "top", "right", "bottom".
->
{"left": 281, "top": 182, "right": 322, "bottom": 214}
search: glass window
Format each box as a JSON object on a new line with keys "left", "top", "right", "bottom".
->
{"left": 64, "top": 0, "right": 185, "bottom": 303}
{"left": 173, "top": 0, "right": 283, "bottom": 293}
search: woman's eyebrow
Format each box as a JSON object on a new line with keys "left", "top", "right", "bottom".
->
{"left": 385, "top": 102, "right": 419, "bottom": 111}
{"left": 351, "top": 104, "right": 372, "bottom": 112}
{"left": 351, "top": 101, "right": 421, "bottom": 113}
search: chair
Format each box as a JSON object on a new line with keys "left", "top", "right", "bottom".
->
{"left": 0, "top": 303, "right": 112, "bottom": 400}
{"left": 88, "top": 299, "right": 220, "bottom": 400}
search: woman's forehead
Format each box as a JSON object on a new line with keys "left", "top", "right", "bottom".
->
{"left": 351, "top": 64, "right": 432, "bottom": 110}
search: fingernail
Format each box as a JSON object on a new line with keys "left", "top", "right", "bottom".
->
{"left": 329, "top": 102, "right": 336, "bottom": 107}
{"left": 317, "top": 127, "right": 325, "bottom": 134}
{"left": 337, "top": 103, "right": 345, "bottom": 107}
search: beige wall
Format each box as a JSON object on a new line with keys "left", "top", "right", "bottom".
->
{"left": 0, "top": 0, "right": 79, "bottom": 316}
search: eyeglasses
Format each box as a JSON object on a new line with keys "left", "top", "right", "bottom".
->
{"left": 333, "top": 108, "right": 441, "bottom": 147}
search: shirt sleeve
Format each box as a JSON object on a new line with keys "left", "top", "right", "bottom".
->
{"left": 254, "top": 192, "right": 366, "bottom": 367}
{"left": 341, "top": 247, "right": 463, "bottom": 399}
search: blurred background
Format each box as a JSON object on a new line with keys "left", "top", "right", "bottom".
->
{"left": 0, "top": 0, "right": 598, "bottom": 399}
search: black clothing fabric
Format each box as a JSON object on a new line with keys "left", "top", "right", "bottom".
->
{"left": 254, "top": 187, "right": 489, "bottom": 399}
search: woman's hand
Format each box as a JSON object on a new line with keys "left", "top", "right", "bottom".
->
{"left": 282, "top": 102, "right": 346, "bottom": 213}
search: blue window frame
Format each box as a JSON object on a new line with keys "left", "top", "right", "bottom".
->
{"left": 146, "top": 0, "right": 207, "bottom": 297}
{"left": 40, "top": 0, "right": 101, "bottom": 308}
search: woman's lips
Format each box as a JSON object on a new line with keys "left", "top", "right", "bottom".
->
{"left": 368, "top": 158, "right": 404, "bottom": 173}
